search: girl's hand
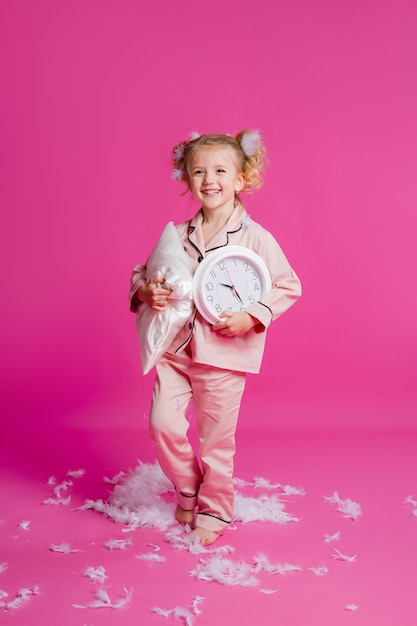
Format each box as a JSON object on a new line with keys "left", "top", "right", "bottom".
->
{"left": 212, "top": 311, "right": 259, "bottom": 336}
{"left": 136, "top": 276, "right": 173, "bottom": 312}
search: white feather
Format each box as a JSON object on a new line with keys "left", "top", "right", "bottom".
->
{"left": 324, "top": 531, "right": 341, "bottom": 542}
{"left": 18, "top": 520, "right": 31, "bottom": 531}
{"left": 331, "top": 549, "right": 357, "bottom": 562}
{"left": 309, "top": 565, "right": 329, "bottom": 576}
{"left": 73, "top": 587, "right": 132, "bottom": 610}
{"left": 252, "top": 553, "right": 302, "bottom": 575}
{"left": 2, "top": 586, "right": 40, "bottom": 611}
{"left": 82, "top": 566, "right": 107, "bottom": 584}
{"left": 43, "top": 495, "right": 71, "bottom": 506}
{"left": 103, "top": 538, "right": 133, "bottom": 551}
{"left": 50, "top": 543, "right": 83, "bottom": 554}
{"left": 324, "top": 491, "right": 362, "bottom": 520}
{"left": 345, "top": 604, "right": 359, "bottom": 611}
{"left": 67, "top": 469, "right": 86, "bottom": 478}
{"left": 136, "top": 553, "right": 166, "bottom": 563}
{"left": 103, "top": 471, "right": 126, "bottom": 485}
{"left": 0, "top": 563, "right": 7, "bottom": 574}
{"left": 152, "top": 596, "right": 205, "bottom": 624}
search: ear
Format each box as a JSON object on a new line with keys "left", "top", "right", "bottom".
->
{"left": 235, "top": 173, "right": 245, "bottom": 193}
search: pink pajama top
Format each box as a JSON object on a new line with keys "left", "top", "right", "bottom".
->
{"left": 130, "top": 205, "right": 301, "bottom": 374}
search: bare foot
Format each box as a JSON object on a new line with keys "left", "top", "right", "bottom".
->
{"left": 175, "top": 505, "right": 195, "bottom": 527}
{"left": 187, "top": 526, "right": 220, "bottom": 546}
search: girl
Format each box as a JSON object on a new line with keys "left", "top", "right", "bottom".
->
{"left": 129, "top": 130, "right": 301, "bottom": 545}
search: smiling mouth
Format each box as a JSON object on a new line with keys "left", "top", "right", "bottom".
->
{"left": 202, "top": 190, "right": 220, "bottom": 195}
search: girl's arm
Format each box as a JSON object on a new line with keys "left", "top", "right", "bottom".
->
{"left": 129, "top": 265, "right": 172, "bottom": 312}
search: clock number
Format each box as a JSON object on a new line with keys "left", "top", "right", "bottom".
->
{"left": 248, "top": 295, "right": 255, "bottom": 304}
{"left": 210, "top": 270, "right": 216, "bottom": 279}
{"left": 207, "top": 295, "right": 213, "bottom": 302}
{"left": 217, "top": 261, "right": 226, "bottom": 271}
{"left": 205, "top": 281, "right": 214, "bottom": 292}
{"left": 254, "top": 283, "right": 260, "bottom": 291}
{"left": 215, "top": 304, "right": 222, "bottom": 313}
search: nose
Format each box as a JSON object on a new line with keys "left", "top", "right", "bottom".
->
{"left": 202, "top": 170, "right": 214, "bottom": 185}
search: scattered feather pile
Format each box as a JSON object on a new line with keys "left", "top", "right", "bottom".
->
{"left": 80, "top": 462, "right": 175, "bottom": 531}
{"left": 73, "top": 587, "right": 132, "bottom": 610}
{"left": 0, "top": 586, "right": 40, "bottom": 612}
{"left": 324, "top": 492, "right": 362, "bottom": 520}
{"left": 191, "top": 555, "right": 259, "bottom": 588}
{"left": 234, "top": 494, "right": 300, "bottom": 524}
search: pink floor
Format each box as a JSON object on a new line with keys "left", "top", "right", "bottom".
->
{"left": 1, "top": 404, "right": 417, "bottom": 626}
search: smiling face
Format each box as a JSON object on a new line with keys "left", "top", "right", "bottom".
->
{"left": 188, "top": 146, "right": 245, "bottom": 218}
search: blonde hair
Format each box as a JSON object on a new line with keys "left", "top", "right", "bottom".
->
{"left": 172, "top": 130, "right": 266, "bottom": 195}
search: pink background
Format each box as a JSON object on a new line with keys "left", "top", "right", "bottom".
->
{"left": 1, "top": 4, "right": 417, "bottom": 625}
{"left": 1, "top": 0, "right": 416, "bottom": 430}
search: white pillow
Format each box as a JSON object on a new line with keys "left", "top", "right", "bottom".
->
{"left": 136, "top": 222, "right": 193, "bottom": 375}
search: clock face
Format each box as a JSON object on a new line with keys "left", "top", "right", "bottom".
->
{"left": 192, "top": 245, "right": 272, "bottom": 324}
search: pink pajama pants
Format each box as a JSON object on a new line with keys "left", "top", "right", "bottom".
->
{"left": 150, "top": 352, "right": 246, "bottom": 533}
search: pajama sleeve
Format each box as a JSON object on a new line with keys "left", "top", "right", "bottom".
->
{"left": 245, "top": 231, "right": 301, "bottom": 329}
{"left": 129, "top": 263, "right": 147, "bottom": 312}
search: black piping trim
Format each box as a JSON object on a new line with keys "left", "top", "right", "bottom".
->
{"left": 175, "top": 310, "right": 197, "bottom": 353}
{"left": 187, "top": 222, "right": 244, "bottom": 263}
{"left": 198, "top": 512, "right": 231, "bottom": 525}
{"left": 258, "top": 302, "right": 273, "bottom": 318}
{"left": 179, "top": 491, "right": 198, "bottom": 499}
{"left": 187, "top": 227, "right": 204, "bottom": 262}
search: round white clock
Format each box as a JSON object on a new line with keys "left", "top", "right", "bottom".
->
{"left": 192, "top": 245, "right": 272, "bottom": 324}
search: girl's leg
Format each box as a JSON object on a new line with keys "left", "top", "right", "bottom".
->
{"left": 191, "top": 366, "right": 246, "bottom": 539}
{"left": 150, "top": 355, "right": 203, "bottom": 516}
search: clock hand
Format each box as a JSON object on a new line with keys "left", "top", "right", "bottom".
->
{"left": 219, "top": 283, "right": 234, "bottom": 289}
{"left": 231, "top": 287, "right": 243, "bottom": 304}
{"left": 225, "top": 269, "right": 244, "bottom": 304}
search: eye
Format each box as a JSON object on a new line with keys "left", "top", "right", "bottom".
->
{"left": 193, "top": 169, "right": 204, "bottom": 176}
{"left": 216, "top": 168, "right": 226, "bottom": 174}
